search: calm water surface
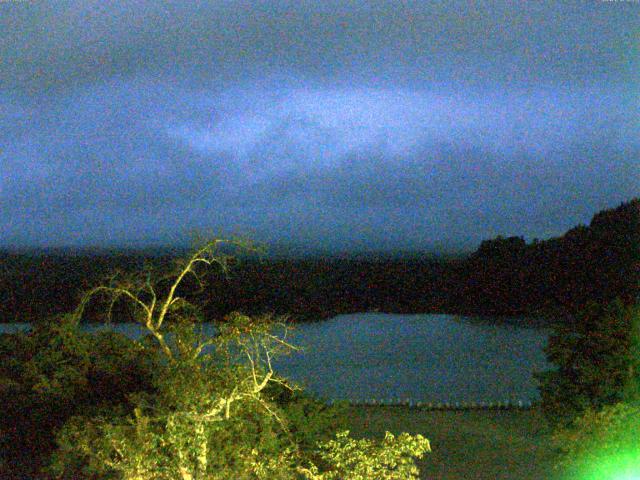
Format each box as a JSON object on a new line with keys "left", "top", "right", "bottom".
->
{"left": 0, "top": 313, "right": 550, "bottom": 403}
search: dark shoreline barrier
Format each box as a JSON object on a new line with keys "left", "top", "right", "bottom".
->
{"left": 328, "top": 399, "right": 535, "bottom": 410}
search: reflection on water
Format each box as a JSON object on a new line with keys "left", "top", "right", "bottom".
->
{"left": 0, "top": 313, "right": 550, "bottom": 403}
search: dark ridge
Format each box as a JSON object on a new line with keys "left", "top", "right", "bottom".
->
{"left": 1, "top": 197, "right": 637, "bottom": 325}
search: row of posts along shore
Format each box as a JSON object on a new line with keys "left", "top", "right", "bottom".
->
{"left": 326, "top": 399, "right": 535, "bottom": 410}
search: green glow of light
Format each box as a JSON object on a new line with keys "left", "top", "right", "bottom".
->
{"left": 576, "top": 451, "right": 640, "bottom": 480}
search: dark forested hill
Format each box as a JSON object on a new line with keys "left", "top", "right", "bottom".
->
{"left": 443, "top": 198, "right": 639, "bottom": 317}
{"left": 1, "top": 198, "right": 637, "bottom": 324}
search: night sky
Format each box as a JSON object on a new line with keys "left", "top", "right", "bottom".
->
{"left": 1, "top": 1, "right": 638, "bottom": 253}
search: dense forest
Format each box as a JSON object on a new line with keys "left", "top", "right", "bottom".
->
{"left": 1, "top": 198, "right": 638, "bottom": 325}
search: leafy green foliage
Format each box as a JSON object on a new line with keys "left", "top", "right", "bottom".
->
{"left": 539, "top": 298, "right": 640, "bottom": 478}
{"left": 266, "top": 386, "right": 349, "bottom": 453}
{"left": 46, "top": 314, "right": 313, "bottom": 479}
{"left": 536, "top": 299, "right": 640, "bottom": 426}
{"left": 300, "top": 430, "right": 430, "bottom": 480}
{"left": 33, "top": 238, "right": 431, "bottom": 479}
{"left": 0, "top": 314, "right": 156, "bottom": 478}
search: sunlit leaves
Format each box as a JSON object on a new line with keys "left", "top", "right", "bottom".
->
{"left": 300, "top": 430, "right": 431, "bottom": 480}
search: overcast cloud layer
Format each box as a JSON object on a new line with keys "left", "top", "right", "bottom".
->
{"left": 1, "top": 1, "right": 638, "bottom": 252}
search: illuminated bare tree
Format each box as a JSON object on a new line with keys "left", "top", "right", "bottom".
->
{"left": 51, "top": 237, "right": 429, "bottom": 480}
{"left": 65, "top": 238, "right": 302, "bottom": 479}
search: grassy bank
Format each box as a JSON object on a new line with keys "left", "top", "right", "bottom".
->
{"left": 344, "top": 406, "right": 559, "bottom": 480}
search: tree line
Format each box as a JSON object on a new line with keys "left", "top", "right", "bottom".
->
{"left": 1, "top": 197, "right": 638, "bottom": 325}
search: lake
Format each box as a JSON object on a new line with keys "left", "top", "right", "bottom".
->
{"left": 0, "top": 313, "right": 550, "bottom": 404}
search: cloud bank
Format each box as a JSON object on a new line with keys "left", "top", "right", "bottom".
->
{"left": 1, "top": 1, "right": 638, "bottom": 251}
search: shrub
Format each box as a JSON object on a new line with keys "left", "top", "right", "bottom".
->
{"left": 299, "top": 430, "right": 430, "bottom": 480}
{"left": 536, "top": 299, "right": 640, "bottom": 426}
{"left": 0, "top": 315, "right": 156, "bottom": 479}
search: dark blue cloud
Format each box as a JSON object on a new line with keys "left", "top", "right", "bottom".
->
{"left": 1, "top": 2, "right": 638, "bottom": 251}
